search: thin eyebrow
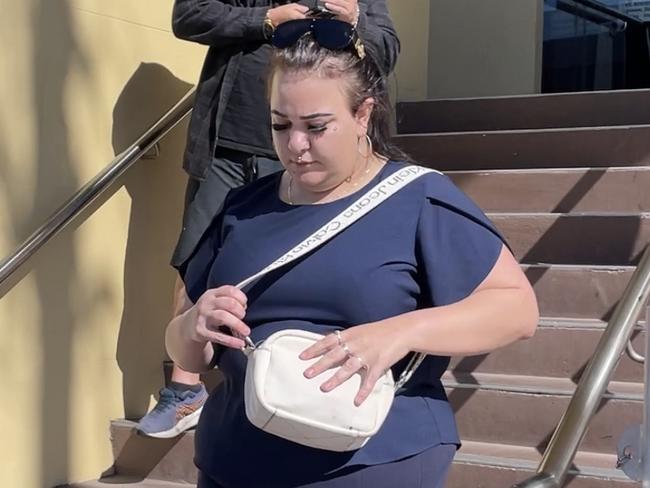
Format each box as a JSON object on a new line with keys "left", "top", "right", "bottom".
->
{"left": 271, "top": 109, "right": 334, "bottom": 120}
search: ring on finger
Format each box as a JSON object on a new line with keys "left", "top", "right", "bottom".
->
{"left": 353, "top": 355, "right": 368, "bottom": 370}
{"left": 341, "top": 342, "right": 351, "bottom": 356}
{"left": 335, "top": 330, "right": 343, "bottom": 346}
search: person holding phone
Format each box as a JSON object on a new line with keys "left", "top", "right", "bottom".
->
{"left": 135, "top": 0, "right": 400, "bottom": 440}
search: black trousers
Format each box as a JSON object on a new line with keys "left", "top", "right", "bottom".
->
{"left": 171, "top": 147, "right": 283, "bottom": 268}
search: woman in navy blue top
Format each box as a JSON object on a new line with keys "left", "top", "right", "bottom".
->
{"left": 166, "top": 21, "right": 539, "bottom": 488}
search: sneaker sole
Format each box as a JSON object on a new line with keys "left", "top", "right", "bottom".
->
{"left": 138, "top": 405, "right": 203, "bottom": 439}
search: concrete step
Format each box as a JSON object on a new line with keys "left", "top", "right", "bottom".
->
{"left": 491, "top": 213, "right": 650, "bottom": 266}
{"left": 60, "top": 477, "right": 192, "bottom": 487}
{"left": 524, "top": 264, "right": 633, "bottom": 319}
{"left": 107, "top": 372, "right": 643, "bottom": 484}
{"left": 110, "top": 420, "right": 197, "bottom": 484}
{"left": 394, "top": 125, "right": 650, "bottom": 171}
{"left": 107, "top": 421, "right": 638, "bottom": 487}
{"left": 450, "top": 318, "right": 646, "bottom": 383}
{"left": 110, "top": 390, "right": 641, "bottom": 486}
{"left": 448, "top": 440, "right": 636, "bottom": 487}
{"left": 448, "top": 167, "right": 650, "bottom": 213}
{"left": 444, "top": 373, "right": 642, "bottom": 454}
{"left": 397, "top": 88, "right": 650, "bottom": 134}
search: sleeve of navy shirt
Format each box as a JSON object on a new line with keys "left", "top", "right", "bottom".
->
{"left": 175, "top": 190, "right": 234, "bottom": 304}
{"left": 179, "top": 228, "right": 217, "bottom": 304}
{"left": 415, "top": 174, "right": 507, "bottom": 307}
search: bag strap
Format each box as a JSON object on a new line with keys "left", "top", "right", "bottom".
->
{"left": 236, "top": 164, "right": 441, "bottom": 389}
{"left": 236, "top": 165, "right": 438, "bottom": 289}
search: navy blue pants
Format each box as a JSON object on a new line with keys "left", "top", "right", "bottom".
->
{"left": 196, "top": 444, "right": 456, "bottom": 488}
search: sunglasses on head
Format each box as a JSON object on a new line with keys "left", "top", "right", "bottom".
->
{"left": 271, "top": 19, "right": 365, "bottom": 59}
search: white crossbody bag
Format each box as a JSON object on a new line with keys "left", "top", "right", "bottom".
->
{"left": 235, "top": 165, "right": 439, "bottom": 452}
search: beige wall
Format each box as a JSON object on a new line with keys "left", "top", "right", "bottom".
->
{"left": 386, "top": 0, "right": 544, "bottom": 101}
{"left": 388, "top": 0, "right": 431, "bottom": 101}
{"left": 0, "top": 2, "right": 205, "bottom": 486}
{"left": 427, "top": 0, "right": 543, "bottom": 98}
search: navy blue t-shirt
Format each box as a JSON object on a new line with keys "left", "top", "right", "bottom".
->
{"left": 179, "top": 161, "right": 504, "bottom": 488}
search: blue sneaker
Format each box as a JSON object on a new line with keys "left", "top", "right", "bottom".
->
{"left": 136, "top": 384, "right": 208, "bottom": 438}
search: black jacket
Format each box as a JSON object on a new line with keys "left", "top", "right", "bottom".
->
{"left": 172, "top": 0, "right": 401, "bottom": 180}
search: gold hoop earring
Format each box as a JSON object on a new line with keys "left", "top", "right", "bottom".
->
{"left": 357, "top": 133, "right": 373, "bottom": 159}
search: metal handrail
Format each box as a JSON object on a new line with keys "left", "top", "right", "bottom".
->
{"left": 557, "top": 0, "right": 629, "bottom": 32}
{"left": 513, "top": 244, "right": 650, "bottom": 488}
{"left": 0, "top": 87, "right": 196, "bottom": 289}
{"left": 568, "top": 0, "right": 645, "bottom": 24}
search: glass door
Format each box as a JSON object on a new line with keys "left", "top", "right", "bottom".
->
{"left": 543, "top": 0, "right": 650, "bottom": 92}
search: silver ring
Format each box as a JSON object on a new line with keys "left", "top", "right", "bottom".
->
{"left": 335, "top": 330, "right": 343, "bottom": 346}
{"left": 341, "top": 342, "right": 351, "bottom": 356}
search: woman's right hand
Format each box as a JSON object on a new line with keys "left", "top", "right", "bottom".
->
{"left": 185, "top": 285, "right": 250, "bottom": 349}
{"left": 267, "top": 4, "right": 309, "bottom": 26}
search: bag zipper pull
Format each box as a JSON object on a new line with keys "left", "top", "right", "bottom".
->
{"left": 241, "top": 335, "right": 257, "bottom": 354}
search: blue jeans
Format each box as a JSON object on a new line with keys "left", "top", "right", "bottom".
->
{"left": 196, "top": 444, "right": 456, "bottom": 488}
{"left": 171, "top": 147, "right": 283, "bottom": 268}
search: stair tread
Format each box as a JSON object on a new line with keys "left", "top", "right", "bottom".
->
{"left": 395, "top": 126, "right": 650, "bottom": 170}
{"left": 63, "top": 476, "right": 193, "bottom": 487}
{"left": 490, "top": 213, "right": 649, "bottom": 266}
{"left": 443, "top": 372, "right": 644, "bottom": 400}
{"left": 112, "top": 418, "right": 195, "bottom": 435}
{"left": 114, "top": 418, "right": 150, "bottom": 429}
{"left": 487, "top": 211, "right": 650, "bottom": 217}
{"left": 446, "top": 166, "right": 650, "bottom": 213}
{"left": 397, "top": 89, "right": 650, "bottom": 136}
{"left": 111, "top": 418, "right": 194, "bottom": 443}
{"left": 445, "top": 166, "right": 650, "bottom": 175}
{"left": 396, "top": 123, "right": 650, "bottom": 137}
{"left": 457, "top": 441, "right": 631, "bottom": 481}
{"left": 400, "top": 87, "right": 650, "bottom": 104}
{"left": 522, "top": 263, "right": 635, "bottom": 270}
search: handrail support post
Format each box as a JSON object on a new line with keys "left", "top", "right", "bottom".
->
{"left": 642, "top": 305, "right": 650, "bottom": 487}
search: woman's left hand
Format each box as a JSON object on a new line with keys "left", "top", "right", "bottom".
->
{"left": 299, "top": 320, "right": 409, "bottom": 406}
{"left": 323, "top": 0, "right": 359, "bottom": 25}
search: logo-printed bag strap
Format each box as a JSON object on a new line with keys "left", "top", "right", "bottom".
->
{"left": 236, "top": 165, "right": 441, "bottom": 389}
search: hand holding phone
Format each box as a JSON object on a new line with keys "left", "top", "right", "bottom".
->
{"left": 307, "top": 1, "right": 335, "bottom": 19}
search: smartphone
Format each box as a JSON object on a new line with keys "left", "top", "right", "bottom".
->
{"left": 307, "top": 1, "right": 335, "bottom": 19}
